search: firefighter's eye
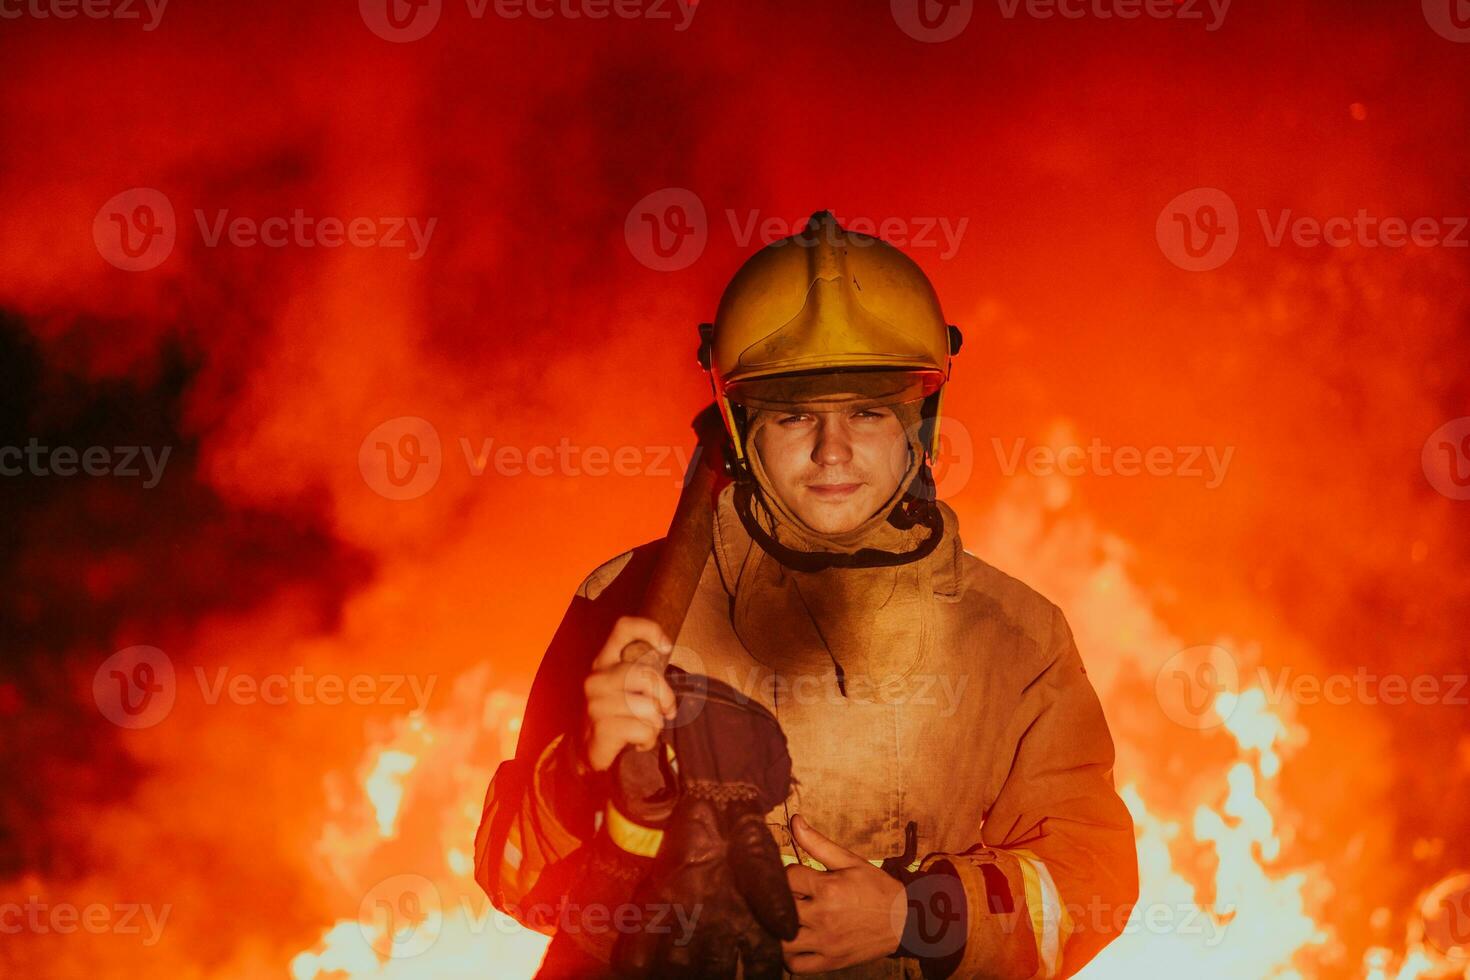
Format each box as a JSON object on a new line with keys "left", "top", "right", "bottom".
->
{"left": 777, "top": 414, "right": 813, "bottom": 426}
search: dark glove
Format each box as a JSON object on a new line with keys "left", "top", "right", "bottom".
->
{"left": 539, "top": 720, "right": 679, "bottom": 974}
{"left": 612, "top": 667, "right": 799, "bottom": 979}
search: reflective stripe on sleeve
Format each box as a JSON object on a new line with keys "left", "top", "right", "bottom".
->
{"left": 1012, "top": 848, "right": 1072, "bottom": 979}
{"left": 606, "top": 801, "right": 664, "bottom": 858}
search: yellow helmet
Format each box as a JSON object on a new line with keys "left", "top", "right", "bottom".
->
{"left": 698, "top": 210, "right": 962, "bottom": 465}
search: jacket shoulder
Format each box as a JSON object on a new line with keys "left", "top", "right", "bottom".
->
{"left": 576, "top": 539, "right": 665, "bottom": 603}
{"left": 955, "top": 549, "right": 1069, "bottom": 654}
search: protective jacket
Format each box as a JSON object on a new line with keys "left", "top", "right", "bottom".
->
{"left": 474, "top": 484, "right": 1138, "bottom": 978}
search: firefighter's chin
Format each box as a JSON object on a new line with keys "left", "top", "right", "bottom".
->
{"left": 791, "top": 480, "right": 885, "bottom": 534}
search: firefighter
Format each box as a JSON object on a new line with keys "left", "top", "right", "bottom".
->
{"left": 475, "top": 211, "right": 1139, "bottom": 978}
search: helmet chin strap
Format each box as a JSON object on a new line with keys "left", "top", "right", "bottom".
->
{"left": 732, "top": 476, "right": 944, "bottom": 572}
{"left": 735, "top": 410, "right": 943, "bottom": 571}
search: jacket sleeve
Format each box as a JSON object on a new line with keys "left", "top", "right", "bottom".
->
{"left": 916, "top": 604, "right": 1139, "bottom": 979}
{"left": 472, "top": 546, "right": 656, "bottom": 931}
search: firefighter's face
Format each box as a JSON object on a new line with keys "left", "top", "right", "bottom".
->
{"left": 751, "top": 404, "right": 911, "bottom": 533}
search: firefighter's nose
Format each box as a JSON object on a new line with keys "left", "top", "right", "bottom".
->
{"left": 812, "top": 415, "right": 853, "bottom": 466}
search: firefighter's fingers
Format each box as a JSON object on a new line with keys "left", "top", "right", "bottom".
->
{"left": 585, "top": 663, "right": 676, "bottom": 722}
{"left": 604, "top": 689, "right": 668, "bottom": 732}
{"left": 781, "top": 927, "right": 831, "bottom": 974}
{"left": 785, "top": 864, "right": 825, "bottom": 900}
{"left": 784, "top": 953, "right": 833, "bottom": 976}
{"left": 790, "top": 814, "right": 864, "bottom": 870}
{"left": 592, "top": 616, "right": 672, "bottom": 671}
{"left": 583, "top": 716, "right": 661, "bottom": 771}
{"left": 620, "top": 661, "right": 677, "bottom": 718}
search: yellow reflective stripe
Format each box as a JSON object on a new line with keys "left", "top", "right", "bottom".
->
{"left": 502, "top": 836, "right": 523, "bottom": 870}
{"left": 605, "top": 802, "right": 664, "bottom": 858}
{"left": 779, "top": 854, "right": 922, "bottom": 873}
{"left": 1012, "top": 849, "right": 1071, "bottom": 979}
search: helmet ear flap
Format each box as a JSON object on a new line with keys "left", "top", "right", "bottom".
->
{"left": 918, "top": 389, "right": 945, "bottom": 462}
{"left": 697, "top": 322, "right": 715, "bottom": 370}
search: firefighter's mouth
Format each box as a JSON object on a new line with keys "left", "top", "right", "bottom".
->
{"left": 805, "top": 482, "right": 863, "bottom": 499}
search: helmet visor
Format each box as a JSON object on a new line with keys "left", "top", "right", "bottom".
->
{"left": 724, "top": 368, "right": 942, "bottom": 413}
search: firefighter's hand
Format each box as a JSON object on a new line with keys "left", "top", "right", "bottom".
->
{"left": 782, "top": 814, "right": 907, "bottom": 974}
{"left": 581, "top": 616, "right": 678, "bottom": 772}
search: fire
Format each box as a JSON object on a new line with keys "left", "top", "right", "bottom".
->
{"left": 289, "top": 666, "right": 549, "bottom": 979}
{"left": 277, "top": 475, "right": 1454, "bottom": 980}
{"left": 365, "top": 748, "right": 420, "bottom": 839}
